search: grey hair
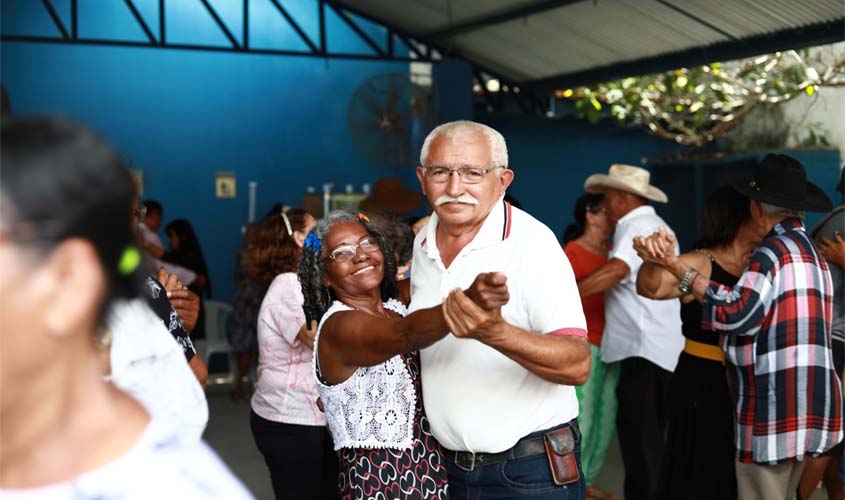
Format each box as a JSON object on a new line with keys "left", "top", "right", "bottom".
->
{"left": 760, "top": 201, "right": 804, "bottom": 219}
{"left": 420, "top": 120, "right": 508, "bottom": 168}
{"left": 298, "top": 210, "right": 398, "bottom": 325}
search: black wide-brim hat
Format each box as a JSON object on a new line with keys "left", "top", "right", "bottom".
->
{"left": 731, "top": 154, "right": 833, "bottom": 212}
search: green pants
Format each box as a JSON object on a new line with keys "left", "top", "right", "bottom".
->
{"left": 575, "top": 344, "right": 620, "bottom": 486}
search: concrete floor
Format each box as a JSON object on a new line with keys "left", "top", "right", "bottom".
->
{"left": 203, "top": 385, "right": 829, "bottom": 500}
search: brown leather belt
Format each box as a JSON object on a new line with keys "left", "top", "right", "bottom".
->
{"left": 449, "top": 436, "right": 547, "bottom": 472}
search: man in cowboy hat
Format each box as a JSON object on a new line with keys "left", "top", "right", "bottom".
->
{"left": 576, "top": 164, "right": 683, "bottom": 500}
{"left": 636, "top": 154, "right": 843, "bottom": 500}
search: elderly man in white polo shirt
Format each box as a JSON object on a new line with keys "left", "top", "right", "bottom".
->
{"left": 409, "top": 120, "right": 591, "bottom": 500}
{"left": 577, "top": 164, "right": 683, "bottom": 500}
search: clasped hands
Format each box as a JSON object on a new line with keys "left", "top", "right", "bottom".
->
{"left": 632, "top": 226, "right": 678, "bottom": 268}
{"left": 442, "top": 272, "right": 509, "bottom": 342}
{"left": 158, "top": 267, "right": 200, "bottom": 333}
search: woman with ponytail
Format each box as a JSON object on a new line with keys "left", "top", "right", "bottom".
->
{"left": 563, "top": 193, "right": 618, "bottom": 500}
{"left": 247, "top": 208, "right": 337, "bottom": 500}
{"left": 0, "top": 116, "right": 249, "bottom": 498}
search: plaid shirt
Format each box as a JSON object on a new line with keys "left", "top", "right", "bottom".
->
{"left": 701, "top": 218, "right": 843, "bottom": 464}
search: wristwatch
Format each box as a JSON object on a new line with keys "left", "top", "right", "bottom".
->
{"left": 678, "top": 268, "right": 698, "bottom": 294}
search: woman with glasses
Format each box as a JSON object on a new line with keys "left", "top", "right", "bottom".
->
{"left": 562, "top": 193, "right": 617, "bottom": 500}
{"left": 0, "top": 116, "right": 250, "bottom": 498}
{"left": 299, "top": 211, "right": 508, "bottom": 500}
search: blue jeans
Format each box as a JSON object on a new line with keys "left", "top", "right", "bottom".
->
{"left": 446, "top": 419, "right": 585, "bottom": 499}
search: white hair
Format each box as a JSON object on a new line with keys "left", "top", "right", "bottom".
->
{"left": 760, "top": 201, "right": 804, "bottom": 219}
{"left": 420, "top": 120, "right": 508, "bottom": 168}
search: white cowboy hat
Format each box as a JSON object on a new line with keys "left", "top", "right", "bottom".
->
{"left": 584, "top": 164, "right": 668, "bottom": 203}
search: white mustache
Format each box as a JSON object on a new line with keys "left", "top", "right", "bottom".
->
{"left": 435, "top": 194, "right": 479, "bottom": 206}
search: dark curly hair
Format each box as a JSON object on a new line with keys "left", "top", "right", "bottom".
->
{"left": 299, "top": 211, "right": 398, "bottom": 325}
{"left": 246, "top": 208, "right": 311, "bottom": 284}
{"left": 693, "top": 185, "right": 750, "bottom": 250}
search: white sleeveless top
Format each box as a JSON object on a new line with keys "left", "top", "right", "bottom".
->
{"left": 313, "top": 299, "right": 416, "bottom": 451}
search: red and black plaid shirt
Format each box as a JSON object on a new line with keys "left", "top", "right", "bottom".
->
{"left": 701, "top": 218, "right": 843, "bottom": 464}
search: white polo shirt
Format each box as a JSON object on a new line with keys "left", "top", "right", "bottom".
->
{"left": 409, "top": 198, "right": 587, "bottom": 453}
{"left": 600, "top": 205, "right": 683, "bottom": 372}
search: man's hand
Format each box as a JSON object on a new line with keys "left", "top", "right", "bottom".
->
{"left": 169, "top": 290, "right": 200, "bottom": 332}
{"left": 297, "top": 320, "right": 318, "bottom": 350}
{"left": 464, "top": 272, "right": 509, "bottom": 310}
{"left": 819, "top": 233, "right": 845, "bottom": 268}
{"left": 443, "top": 288, "right": 505, "bottom": 342}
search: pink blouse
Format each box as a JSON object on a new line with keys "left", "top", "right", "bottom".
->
{"left": 250, "top": 272, "right": 325, "bottom": 426}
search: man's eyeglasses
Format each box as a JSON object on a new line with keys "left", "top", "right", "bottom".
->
{"left": 326, "top": 236, "right": 380, "bottom": 263}
{"left": 133, "top": 206, "right": 147, "bottom": 223}
{"left": 422, "top": 165, "right": 504, "bottom": 184}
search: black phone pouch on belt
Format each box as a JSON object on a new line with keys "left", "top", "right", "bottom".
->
{"left": 543, "top": 426, "right": 580, "bottom": 486}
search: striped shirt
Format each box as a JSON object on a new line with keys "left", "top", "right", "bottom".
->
{"left": 701, "top": 218, "right": 843, "bottom": 464}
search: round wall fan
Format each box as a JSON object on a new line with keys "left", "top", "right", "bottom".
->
{"left": 348, "top": 72, "right": 438, "bottom": 169}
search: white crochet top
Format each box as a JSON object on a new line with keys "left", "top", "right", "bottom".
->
{"left": 313, "top": 299, "right": 416, "bottom": 451}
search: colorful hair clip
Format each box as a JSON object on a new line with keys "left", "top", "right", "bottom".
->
{"left": 304, "top": 232, "right": 322, "bottom": 252}
{"left": 356, "top": 212, "right": 370, "bottom": 223}
{"left": 117, "top": 245, "right": 141, "bottom": 275}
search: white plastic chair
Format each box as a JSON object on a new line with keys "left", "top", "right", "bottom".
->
{"left": 198, "top": 300, "right": 235, "bottom": 386}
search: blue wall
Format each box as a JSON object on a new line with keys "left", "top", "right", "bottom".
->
{"left": 2, "top": 1, "right": 414, "bottom": 302}
{"left": 482, "top": 114, "right": 679, "bottom": 242}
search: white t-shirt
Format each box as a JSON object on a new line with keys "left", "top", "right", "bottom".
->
{"left": 600, "top": 205, "right": 683, "bottom": 372}
{"left": 108, "top": 299, "right": 209, "bottom": 441}
{"left": 409, "top": 198, "right": 587, "bottom": 453}
{"left": 0, "top": 421, "right": 253, "bottom": 499}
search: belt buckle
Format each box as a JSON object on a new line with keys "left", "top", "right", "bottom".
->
{"left": 454, "top": 451, "right": 479, "bottom": 472}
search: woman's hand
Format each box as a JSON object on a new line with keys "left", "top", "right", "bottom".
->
{"left": 158, "top": 267, "right": 200, "bottom": 332}
{"left": 297, "top": 320, "right": 318, "bottom": 350}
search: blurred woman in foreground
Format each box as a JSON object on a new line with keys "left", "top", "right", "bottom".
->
{"left": 0, "top": 116, "right": 250, "bottom": 498}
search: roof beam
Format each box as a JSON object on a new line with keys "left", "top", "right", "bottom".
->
{"left": 656, "top": 0, "right": 738, "bottom": 41}
{"left": 41, "top": 0, "right": 69, "bottom": 40}
{"left": 426, "top": 0, "right": 588, "bottom": 39}
{"left": 526, "top": 20, "right": 845, "bottom": 92}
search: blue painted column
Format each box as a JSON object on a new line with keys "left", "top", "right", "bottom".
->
{"left": 433, "top": 59, "right": 473, "bottom": 122}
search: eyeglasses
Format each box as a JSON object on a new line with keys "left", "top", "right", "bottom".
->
{"left": 326, "top": 236, "right": 380, "bottom": 263}
{"left": 133, "top": 206, "right": 147, "bottom": 223}
{"left": 422, "top": 165, "right": 504, "bottom": 184}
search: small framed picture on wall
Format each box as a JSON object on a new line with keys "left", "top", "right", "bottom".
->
{"left": 215, "top": 171, "right": 236, "bottom": 198}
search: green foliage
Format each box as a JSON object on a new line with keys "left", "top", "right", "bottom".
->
{"left": 557, "top": 49, "right": 845, "bottom": 147}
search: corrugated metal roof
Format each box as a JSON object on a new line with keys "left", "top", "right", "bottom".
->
{"left": 335, "top": 0, "right": 844, "bottom": 87}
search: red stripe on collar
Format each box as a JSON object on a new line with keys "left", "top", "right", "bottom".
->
{"left": 420, "top": 237, "right": 427, "bottom": 247}
{"left": 503, "top": 202, "right": 513, "bottom": 240}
